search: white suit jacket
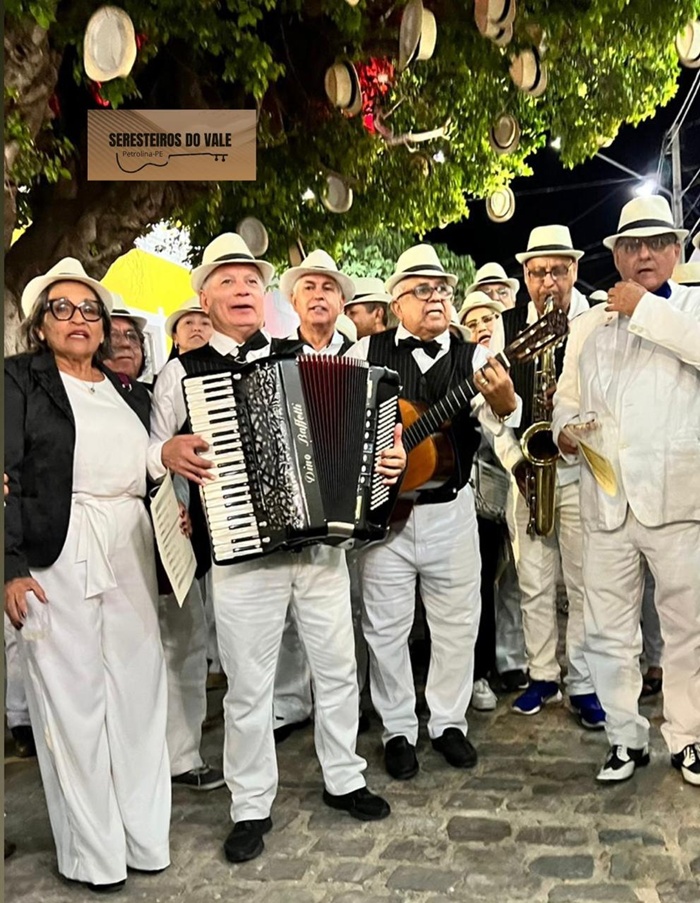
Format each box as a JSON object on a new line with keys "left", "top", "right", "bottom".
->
{"left": 551, "top": 281, "right": 700, "bottom": 531}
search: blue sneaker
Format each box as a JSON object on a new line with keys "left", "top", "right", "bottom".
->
{"left": 512, "top": 680, "right": 562, "bottom": 715}
{"left": 569, "top": 693, "right": 606, "bottom": 730}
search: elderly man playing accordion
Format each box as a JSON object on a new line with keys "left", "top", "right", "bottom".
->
{"left": 147, "top": 233, "right": 405, "bottom": 864}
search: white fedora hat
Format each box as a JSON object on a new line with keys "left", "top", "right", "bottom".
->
{"left": 279, "top": 249, "right": 356, "bottom": 301}
{"left": 676, "top": 21, "right": 700, "bottom": 68}
{"left": 322, "top": 174, "right": 353, "bottom": 214}
{"left": 399, "top": 0, "right": 437, "bottom": 71}
{"left": 110, "top": 295, "right": 147, "bottom": 330}
{"left": 236, "top": 217, "right": 269, "bottom": 258}
{"left": 516, "top": 224, "right": 584, "bottom": 263}
{"left": 165, "top": 296, "right": 208, "bottom": 338}
{"left": 288, "top": 238, "right": 306, "bottom": 267}
{"left": 489, "top": 112, "right": 521, "bottom": 155}
{"left": 509, "top": 46, "right": 547, "bottom": 96}
{"left": 324, "top": 61, "right": 363, "bottom": 116}
{"left": 84, "top": 6, "right": 138, "bottom": 82}
{"left": 344, "top": 276, "right": 391, "bottom": 308}
{"left": 603, "top": 196, "right": 688, "bottom": 250}
{"left": 465, "top": 262, "right": 519, "bottom": 296}
{"left": 588, "top": 290, "right": 609, "bottom": 304}
{"left": 458, "top": 291, "right": 506, "bottom": 323}
{"left": 486, "top": 186, "right": 516, "bottom": 223}
{"left": 475, "top": 0, "right": 516, "bottom": 37}
{"left": 386, "top": 243, "right": 458, "bottom": 294}
{"left": 191, "top": 232, "right": 275, "bottom": 292}
{"left": 21, "top": 257, "right": 114, "bottom": 318}
{"left": 673, "top": 261, "right": 700, "bottom": 286}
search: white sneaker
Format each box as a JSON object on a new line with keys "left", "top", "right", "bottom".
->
{"left": 471, "top": 679, "right": 497, "bottom": 711}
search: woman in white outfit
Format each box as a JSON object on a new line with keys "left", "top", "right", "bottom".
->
{"left": 4, "top": 259, "right": 171, "bottom": 893}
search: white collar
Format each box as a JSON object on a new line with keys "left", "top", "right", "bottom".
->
{"left": 291, "top": 328, "right": 345, "bottom": 355}
{"left": 526, "top": 287, "right": 590, "bottom": 325}
{"left": 209, "top": 328, "right": 271, "bottom": 356}
{"left": 394, "top": 324, "right": 451, "bottom": 347}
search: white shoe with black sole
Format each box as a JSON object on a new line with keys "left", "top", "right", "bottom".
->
{"left": 596, "top": 745, "right": 650, "bottom": 783}
{"left": 671, "top": 743, "right": 700, "bottom": 786}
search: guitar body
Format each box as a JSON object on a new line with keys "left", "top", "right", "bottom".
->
{"left": 399, "top": 398, "right": 456, "bottom": 492}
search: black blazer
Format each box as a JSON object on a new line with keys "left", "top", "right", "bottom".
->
{"left": 4, "top": 351, "right": 152, "bottom": 583}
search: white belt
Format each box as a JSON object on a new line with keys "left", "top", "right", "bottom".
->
{"left": 73, "top": 493, "right": 135, "bottom": 598}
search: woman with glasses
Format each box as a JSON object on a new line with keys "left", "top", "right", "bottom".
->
{"left": 4, "top": 259, "right": 170, "bottom": 892}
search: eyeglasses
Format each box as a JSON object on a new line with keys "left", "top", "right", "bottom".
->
{"left": 526, "top": 263, "right": 573, "bottom": 282}
{"left": 110, "top": 328, "right": 141, "bottom": 346}
{"left": 465, "top": 313, "right": 499, "bottom": 331}
{"left": 482, "top": 286, "right": 512, "bottom": 300}
{"left": 615, "top": 234, "right": 678, "bottom": 255}
{"left": 44, "top": 297, "right": 103, "bottom": 322}
{"left": 396, "top": 283, "right": 454, "bottom": 302}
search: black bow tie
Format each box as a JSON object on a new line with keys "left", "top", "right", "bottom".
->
{"left": 230, "top": 331, "right": 268, "bottom": 361}
{"left": 399, "top": 336, "right": 443, "bottom": 359}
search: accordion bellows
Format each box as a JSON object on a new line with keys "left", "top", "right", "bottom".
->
{"left": 183, "top": 355, "right": 402, "bottom": 564}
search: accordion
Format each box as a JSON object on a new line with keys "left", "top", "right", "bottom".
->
{"left": 183, "top": 355, "right": 402, "bottom": 565}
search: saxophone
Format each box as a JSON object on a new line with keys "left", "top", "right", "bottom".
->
{"left": 520, "top": 296, "right": 560, "bottom": 537}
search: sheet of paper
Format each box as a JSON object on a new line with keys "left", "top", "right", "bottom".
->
{"left": 562, "top": 423, "right": 618, "bottom": 497}
{"left": 150, "top": 472, "right": 197, "bottom": 607}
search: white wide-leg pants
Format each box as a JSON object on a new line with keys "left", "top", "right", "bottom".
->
{"left": 582, "top": 511, "right": 700, "bottom": 753}
{"left": 360, "top": 486, "right": 482, "bottom": 745}
{"left": 506, "top": 479, "right": 593, "bottom": 694}
{"left": 212, "top": 545, "right": 366, "bottom": 822}
{"left": 158, "top": 579, "right": 208, "bottom": 775}
{"left": 5, "top": 614, "right": 30, "bottom": 729}
{"left": 21, "top": 501, "right": 170, "bottom": 885}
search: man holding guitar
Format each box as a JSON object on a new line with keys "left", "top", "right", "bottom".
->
{"left": 345, "top": 244, "right": 520, "bottom": 780}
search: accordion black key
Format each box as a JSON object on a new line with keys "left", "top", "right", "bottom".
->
{"left": 183, "top": 355, "right": 402, "bottom": 564}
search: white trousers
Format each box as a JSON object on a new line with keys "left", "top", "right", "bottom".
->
{"left": 212, "top": 545, "right": 366, "bottom": 822}
{"left": 582, "top": 511, "right": 700, "bottom": 753}
{"left": 4, "top": 614, "right": 30, "bottom": 729}
{"left": 200, "top": 572, "right": 222, "bottom": 672}
{"left": 158, "top": 579, "right": 208, "bottom": 775}
{"left": 506, "top": 479, "right": 593, "bottom": 694}
{"left": 272, "top": 548, "right": 369, "bottom": 726}
{"left": 494, "top": 539, "right": 528, "bottom": 674}
{"left": 360, "top": 485, "right": 481, "bottom": 745}
{"left": 22, "top": 501, "right": 170, "bottom": 885}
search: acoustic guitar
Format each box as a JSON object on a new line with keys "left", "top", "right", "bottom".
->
{"left": 398, "top": 308, "right": 570, "bottom": 493}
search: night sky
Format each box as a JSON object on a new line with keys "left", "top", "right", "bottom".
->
{"left": 429, "top": 68, "right": 699, "bottom": 298}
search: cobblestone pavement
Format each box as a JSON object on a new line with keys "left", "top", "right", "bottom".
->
{"left": 4, "top": 686, "right": 699, "bottom": 903}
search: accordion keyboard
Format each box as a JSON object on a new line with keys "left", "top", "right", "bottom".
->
{"left": 183, "top": 375, "right": 264, "bottom": 560}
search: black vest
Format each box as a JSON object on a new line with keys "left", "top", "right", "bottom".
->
{"left": 366, "top": 329, "right": 481, "bottom": 504}
{"left": 501, "top": 304, "right": 568, "bottom": 439}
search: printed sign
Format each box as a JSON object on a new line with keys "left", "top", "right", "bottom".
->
{"left": 88, "top": 109, "right": 256, "bottom": 181}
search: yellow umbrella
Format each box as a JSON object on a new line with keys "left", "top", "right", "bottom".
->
{"left": 101, "top": 248, "right": 192, "bottom": 315}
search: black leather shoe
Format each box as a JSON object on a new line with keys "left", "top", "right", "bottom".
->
{"left": 86, "top": 880, "right": 126, "bottom": 894}
{"left": 322, "top": 787, "right": 391, "bottom": 821}
{"left": 224, "top": 817, "right": 273, "bottom": 863}
{"left": 431, "top": 728, "right": 478, "bottom": 769}
{"left": 384, "top": 736, "right": 419, "bottom": 780}
{"left": 11, "top": 725, "right": 36, "bottom": 758}
{"left": 500, "top": 669, "right": 529, "bottom": 693}
{"left": 273, "top": 717, "right": 312, "bottom": 745}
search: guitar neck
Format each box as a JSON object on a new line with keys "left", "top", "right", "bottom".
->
{"left": 403, "top": 351, "right": 509, "bottom": 453}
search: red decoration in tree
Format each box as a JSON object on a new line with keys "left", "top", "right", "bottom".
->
{"left": 88, "top": 81, "right": 111, "bottom": 108}
{"left": 355, "top": 58, "right": 395, "bottom": 133}
{"left": 135, "top": 32, "right": 148, "bottom": 51}
{"left": 48, "top": 92, "right": 61, "bottom": 118}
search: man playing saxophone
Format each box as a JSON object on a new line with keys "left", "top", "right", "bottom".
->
{"left": 488, "top": 225, "right": 605, "bottom": 730}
